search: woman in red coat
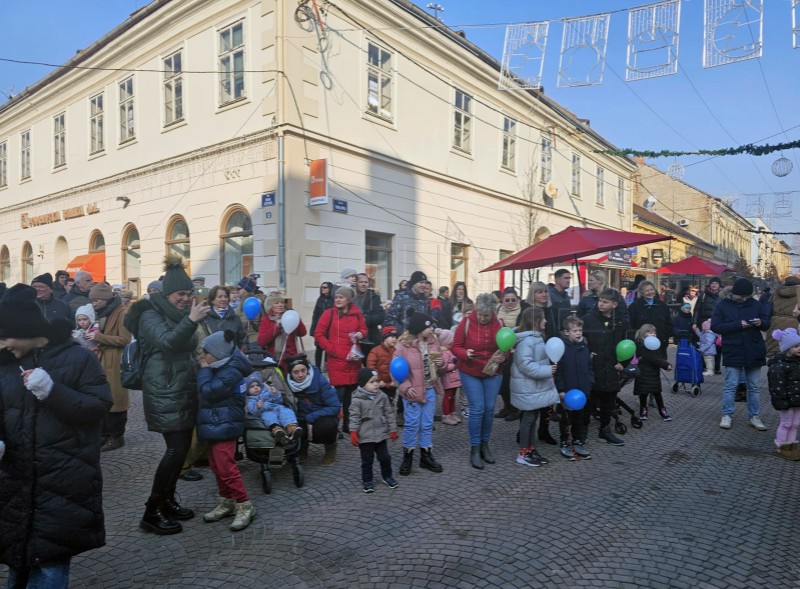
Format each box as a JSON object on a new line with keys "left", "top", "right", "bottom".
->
{"left": 313, "top": 285, "right": 367, "bottom": 434}
{"left": 257, "top": 290, "right": 307, "bottom": 368}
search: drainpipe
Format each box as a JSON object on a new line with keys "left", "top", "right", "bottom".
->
{"left": 277, "top": 133, "right": 286, "bottom": 289}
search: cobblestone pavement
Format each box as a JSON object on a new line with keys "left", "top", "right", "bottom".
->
{"left": 3, "top": 351, "right": 800, "bottom": 588}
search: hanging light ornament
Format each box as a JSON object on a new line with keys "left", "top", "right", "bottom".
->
{"left": 772, "top": 155, "right": 793, "bottom": 177}
{"left": 667, "top": 160, "right": 685, "bottom": 181}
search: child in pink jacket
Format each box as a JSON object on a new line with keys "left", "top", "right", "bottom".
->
{"left": 437, "top": 329, "right": 462, "bottom": 425}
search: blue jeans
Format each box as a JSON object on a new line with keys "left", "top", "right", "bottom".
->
{"left": 402, "top": 388, "right": 436, "bottom": 449}
{"left": 723, "top": 366, "right": 761, "bottom": 418}
{"left": 7, "top": 558, "right": 71, "bottom": 589}
{"left": 459, "top": 372, "right": 502, "bottom": 446}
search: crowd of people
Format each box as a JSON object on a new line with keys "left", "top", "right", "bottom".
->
{"left": 3, "top": 259, "right": 800, "bottom": 587}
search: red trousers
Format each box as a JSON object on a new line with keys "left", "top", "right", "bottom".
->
{"left": 208, "top": 439, "right": 248, "bottom": 503}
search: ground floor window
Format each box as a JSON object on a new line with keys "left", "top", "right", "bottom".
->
{"left": 21, "top": 242, "right": 33, "bottom": 283}
{"left": 365, "top": 231, "right": 392, "bottom": 299}
{"left": 221, "top": 208, "right": 252, "bottom": 286}
{"left": 450, "top": 243, "right": 468, "bottom": 287}
{"left": 166, "top": 216, "right": 190, "bottom": 275}
{"left": 123, "top": 225, "right": 141, "bottom": 299}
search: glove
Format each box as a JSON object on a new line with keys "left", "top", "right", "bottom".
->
{"left": 389, "top": 431, "right": 398, "bottom": 442}
{"left": 24, "top": 368, "right": 53, "bottom": 401}
{"left": 0, "top": 440, "right": 5, "bottom": 461}
{"left": 350, "top": 431, "right": 359, "bottom": 447}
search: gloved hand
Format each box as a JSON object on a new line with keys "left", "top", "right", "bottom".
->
{"left": 24, "top": 368, "right": 53, "bottom": 401}
{"left": 389, "top": 431, "right": 398, "bottom": 442}
{"left": 350, "top": 431, "right": 359, "bottom": 447}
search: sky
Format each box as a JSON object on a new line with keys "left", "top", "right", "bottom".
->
{"left": 1, "top": 0, "right": 798, "bottom": 246}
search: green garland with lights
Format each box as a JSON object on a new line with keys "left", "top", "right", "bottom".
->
{"left": 596, "top": 139, "right": 800, "bottom": 158}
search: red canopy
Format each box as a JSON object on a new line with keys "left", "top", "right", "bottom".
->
{"left": 481, "top": 226, "right": 672, "bottom": 273}
{"left": 655, "top": 255, "right": 731, "bottom": 276}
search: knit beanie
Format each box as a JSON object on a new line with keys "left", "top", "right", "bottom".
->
{"left": 409, "top": 270, "right": 428, "bottom": 288}
{"left": 732, "top": 278, "right": 753, "bottom": 297}
{"left": 381, "top": 325, "right": 398, "bottom": 340}
{"left": 773, "top": 328, "right": 800, "bottom": 353}
{"left": 708, "top": 276, "right": 722, "bottom": 286}
{"left": 241, "top": 371, "right": 264, "bottom": 392}
{"left": 201, "top": 330, "right": 236, "bottom": 360}
{"left": 680, "top": 303, "right": 691, "bottom": 312}
{"left": 237, "top": 278, "right": 256, "bottom": 293}
{"left": 335, "top": 285, "right": 355, "bottom": 302}
{"left": 31, "top": 273, "right": 53, "bottom": 289}
{"left": 357, "top": 367, "right": 378, "bottom": 388}
{"left": 147, "top": 280, "right": 163, "bottom": 292}
{"left": 340, "top": 267, "right": 358, "bottom": 283}
{"left": 161, "top": 256, "right": 193, "bottom": 295}
{"left": 89, "top": 283, "right": 113, "bottom": 300}
{"left": 75, "top": 303, "right": 96, "bottom": 323}
{"left": 407, "top": 310, "right": 433, "bottom": 335}
{"left": 0, "top": 284, "right": 52, "bottom": 339}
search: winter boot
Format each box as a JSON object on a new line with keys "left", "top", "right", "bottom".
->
{"left": 399, "top": 448, "right": 414, "bottom": 476}
{"left": 162, "top": 495, "right": 194, "bottom": 520}
{"left": 775, "top": 443, "right": 800, "bottom": 461}
{"left": 140, "top": 500, "right": 182, "bottom": 535}
{"left": 230, "top": 500, "right": 256, "bottom": 531}
{"left": 322, "top": 442, "right": 337, "bottom": 466}
{"left": 203, "top": 497, "right": 236, "bottom": 522}
{"left": 538, "top": 414, "right": 557, "bottom": 445}
{"left": 470, "top": 445, "right": 484, "bottom": 470}
{"left": 271, "top": 425, "right": 289, "bottom": 446}
{"left": 599, "top": 425, "right": 625, "bottom": 446}
{"left": 419, "top": 447, "right": 443, "bottom": 473}
{"left": 479, "top": 441, "right": 496, "bottom": 464}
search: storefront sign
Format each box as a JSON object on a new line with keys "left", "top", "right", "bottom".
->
{"left": 309, "top": 159, "right": 329, "bottom": 206}
{"left": 21, "top": 203, "right": 100, "bottom": 228}
{"left": 608, "top": 249, "right": 634, "bottom": 265}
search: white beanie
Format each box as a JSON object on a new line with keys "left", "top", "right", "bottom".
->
{"left": 75, "top": 304, "right": 96, "bottom": 323}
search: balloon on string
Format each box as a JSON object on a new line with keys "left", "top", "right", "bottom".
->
{"left": 281, "top": 310, "right": 300, "bottom": 334}
{"left": 563, "top": 389, "right": 587, "bottom": 411}
{"left": 616, "top": 339, "right": 636, "bottom": 362}
{"left": 389, "top": 357, "right": 409, "bottom": 382}
{"left": 495, "top": 327, "right": 516, "bottom": 353}
{"left": 644, "top": 335, "right": 661, "bottom": 351}
{"left": 242, "top": 297, "right": 261, "bottom": 320}
{"left": 545, "top": 337, "right": 565, "bottom": 363}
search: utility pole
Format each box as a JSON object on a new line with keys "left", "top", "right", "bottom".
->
{"left": 426, "top": 3, "right": 444, "bottom": 21}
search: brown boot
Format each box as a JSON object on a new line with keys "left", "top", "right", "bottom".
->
{"left": 322, "top": 442, "right": 337, "bottom": 466}
{"left": 775, "top": 444, "right": 800, "bottom": 461}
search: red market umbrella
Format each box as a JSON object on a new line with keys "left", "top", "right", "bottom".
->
{"left": 655, "top": 255, "right": 731, "bottom": 276}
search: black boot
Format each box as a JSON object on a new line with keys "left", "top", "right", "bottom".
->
{"left": 599, "top": 425, "right": 625, "bottom": 446}
{"left": 479, "top": 441, "right": 495, "bottom": 464}
{"left": 538, "top": 411, "right": 557, "bottom": 445}
{"left": 419, "top": 448, "right": 443, "bottom": 473}
{"left": 140, "top": 501, "right": 183, "bottom": 535}
{"left": 399, "top": 448, "right": 414, "bottom": 476}
{"left": 470, "top": 445, "right": 484, "bottom": 470}
{"left": 163, "top": 496, "right": 194, "bottom": 521}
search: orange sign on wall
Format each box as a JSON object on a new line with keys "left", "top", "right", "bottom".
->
{"left": 309, "top": 159, "right": 329, "bottom": 206}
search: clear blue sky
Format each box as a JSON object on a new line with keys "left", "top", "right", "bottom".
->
{"left": 1, "top": 0, "right": 798, "bottom": 241}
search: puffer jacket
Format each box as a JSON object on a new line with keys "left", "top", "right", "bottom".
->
{"left": 367, "top": 341, "right": 395, "bottom": 384}
{"left": 124, "top": 294, "right": 199, "bottom": 433}
{"left": 767, "top": 351, "right": 800, "bottom": 410}
{"left": 290, "top": 366, "right": 341, "bottom": 424}
{"left": 439, "top": 349, "right": 461, "bottom": 390}
{"left": 0, "top": 320, "right": 112, "bottom": 569}
{"left": 394, "top": 334, "right": 444, "bottom": 401}
{"left": 35, "top": 295, "right": 72, "bottom": 326}
{"left": 354, "top": 289, "right": 385, "bottom": 345}
{"left": 632, "top": 339, "right": 670, "bottom": 396}
{"left": 257, "top": 311, "right": 308, "bottom": 362}
{"left": 200, "top": 307, "right": 247, "bottom": 348}
{"left": 196, "top": 349, "right": 253, "bottom": 441}
{"left": 711, "top": 296, "right": 770, "bottom": 368}
{"left": 582, "top": 308, "right": 627, "bottom": 392}
{"left": 766, "top": 279, "right": 799, "bottom": 356}
{"left": 313, "top": 305, "right": 367, "bottom": 386}
{"left": 554, "top": 336, "right": 594, "bottom": 395}
{"left": 384, "top": 286, "right": 431, "bottom": 333}
{"left": 451, "top": 309, "right": 504, "bottom": 378}
{"left": 510, "top": 330, "right": 559, "bottom": 411}
{"left": 349, "top": 387, "right": 397, "bottom": 443}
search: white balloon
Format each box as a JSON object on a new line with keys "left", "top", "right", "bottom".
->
{"left": 281, "top": 310, "right": 300, "bottom": 334}
{"left": 545, "top": 337, "right": 565, "bottom": 363}
{"left": 644, "top": 335, "right": 661, "bottom": 351}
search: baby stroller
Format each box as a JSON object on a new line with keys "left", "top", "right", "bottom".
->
{"left": 242, "top": 350, "right": 304, "bottom": 494}
{"left": 671, "top": 337, "right": 703, "bottom": 397}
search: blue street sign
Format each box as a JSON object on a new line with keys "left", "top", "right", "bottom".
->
{"left": 265, "top": 212, "right": 272, "bottom": 219}
{"left": 333, "top": 199, "right": 348, "bottom": 213}
{"left": 262, "top": 192, "right": 275, "bottom": 207}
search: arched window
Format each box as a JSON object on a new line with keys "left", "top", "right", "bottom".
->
{"left": 220, "top": 208, "right": 252, "bottom": 285}
{"left": 166, "top": 216, "right": 191, "bottom": 275}
{"left": 54, "top": 236, "right": 69, "bottom": 270}
{"left": 0, "top": 246, "right": 9, "bottom": 282}
{"left": 89, "top": 230, "right": 105, "bottom": 253}
{"left": 21, "top": 242, "right": 33, "bottom": 283}
{"left": 122, "top": 224, "right": 141, "bottom": 299}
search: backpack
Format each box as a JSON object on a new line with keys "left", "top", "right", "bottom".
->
{"left": 120, "top": 339, "right": 148, "bottom": 389}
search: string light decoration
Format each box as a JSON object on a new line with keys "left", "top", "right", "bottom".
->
{"left": 771, "top": 156, "right": 793, "bottom": 177}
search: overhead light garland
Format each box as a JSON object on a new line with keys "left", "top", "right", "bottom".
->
{"left": 596, "top": 138, "right": 800, "bottom": 158}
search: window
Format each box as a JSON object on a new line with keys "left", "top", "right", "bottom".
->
{"left": 53, "top": 113, "right": 66, "bottom": 167}
{"left": 166, "top": 216, "right": 191, "bottom": 271}
{"left": 89, "top": 230, "right": 105, "bottom": 253}
{"left": 453, "top": 89, "right": 472, "bottom": 153}
{"left": 540, "top": 137, "right": 552, "bottom": 183}
{"left": 450, "top": 243, "right": 469, "bottom": 286}
{"left": 163, "top": 51, "right": 184, "bottom": 125}
{"left": 219, "top": 21, "right": 245, "bottom": 105}
{"left": 0, "top": 246, "right": 9, "bottom": 282}
{"left": 123, "top": 225, "right": 141, "bottom": 299}
{"left": 596, "top": 166, "right": 605, "bottom": 206}
{"left": 220, "top": 209, "right": 252, "bottom": 285}
{"left": 501, "top": 117, "right": 516, "bottom": 171}
{"left": 119, "top": 77, "right": 135, "bottom": 143}
{"left": 366, "top": 42, "right": 393, "bottom": 121}
{"left": 21, "top": 242, "right": 33, "bottom": 283}
{"left": 0, "top": 141, "right": 6, "bottom": 187}
{"left": 20, "top": 130, "right": 31, "bottom": 180}
{"left": 617, "top": 177, "right": 626, "bottom": 213}
{"left": 90, "top": 93, "right": 104, "bottom": 153}
{"left": 571, "top": 153, "right": 581, "bottom": 195}
{"left": 365, "top": 231, "right": 392, "bottom": 298}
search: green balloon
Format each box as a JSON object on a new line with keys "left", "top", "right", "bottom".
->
{"left": 616, "top": 339, "right": 636, "bottom": 362}
{"left": 496, "top": 327, "right": 516, "bottom": 353}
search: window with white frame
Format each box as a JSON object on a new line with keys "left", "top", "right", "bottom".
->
{"left": 219, "top": 21, "right": 245, "bottom": 105}
{"left": 163, "top": 50, "right": 184, "bottom": 125}
{"left": 596, "top": 166, "right": 605, "bottom": 206}
{"left": 119, "top": 77, "right": 135, "bottom": 143}
{"left": 0, "top": 141, "right": 6, "bottom": 187}
{"left": 501, "top": 117, "right": 516, "bottom": 171}
{"left": 453, "top": 89, "right": 472, "bottom": 153}
{"left": 540, "top": 137, "right": 552, "bottom": 183}
{"left": 20, "top": 130, "right": 31, "bottom": 180}
{"left": 90, "top": 93, "right": 104, "bottom": 154}
{"left": 617, "top": 177, "right": 626, "bottom": 213}
{"left": 53, "top": 113, "right": 66, "bottom": 168}
{"left": 365, "top": 231, "right": 392, "bottom": 298}
{"left": 571, "top": 153, "right": 581, "bottom": 195}
{"left": 366, "top": 42, "right": 393, "bottom": 121}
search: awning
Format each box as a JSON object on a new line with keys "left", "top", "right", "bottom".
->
{"left": 65, "top": 252, "right": 106, "bottom": 283}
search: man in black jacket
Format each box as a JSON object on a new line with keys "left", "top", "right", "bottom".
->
{"left": 354, "top": 273, "right": 384, "bottom": 360}
{"left": 32, "top": 273, "right": 72, "bottom": 326}
{"left": 548, "top": 269, "right": 574, "bottom": 333}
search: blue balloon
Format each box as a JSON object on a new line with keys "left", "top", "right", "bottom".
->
{"left": 242, "top": 297, "right": 261, "bottom": 320}
{"left": 389, "top": 357, "right": 410, "bottom": 382}
{"left": 563, "top": 389, "right": 587, "bottom": 411}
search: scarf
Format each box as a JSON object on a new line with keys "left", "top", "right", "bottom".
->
{"left": 496, "top": 303, "right": 521, "bottom": 327}
{"left": 149, "top": 291, "right": 190, "bottom": 324}
{"left": 288, "top": 366, "right": 315, "bottom": 393}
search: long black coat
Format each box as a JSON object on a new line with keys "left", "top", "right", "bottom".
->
{"left": 628, "top": 297, "right": 673, "bottom": 350}
{"left": 711, "top": 296, "right": 770, "bottom": 368}
{"left": 0, "top": 322, "right": 112, "bottom": 568}
{"left": 582, "top": 308, "right": 626, "bottom": 392}
{"left": 632, "top": 339, "right": 670, "bottom": 397}
{"left": 767, "top": 352, "right": 800, "bottom": 411}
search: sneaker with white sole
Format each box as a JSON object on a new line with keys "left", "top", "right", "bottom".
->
{"left": 749, "top": 416, "right": 767, "bottom": 431}
{"left": 720, "top": 415, "right": 732, "bottom": 429}
{"left": 516, "top": 450, "right": 541, "bottom": 467}
{"left": 559, "top": 443, "right": 576, "bottom": 461}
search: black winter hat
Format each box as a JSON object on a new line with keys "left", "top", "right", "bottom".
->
{"left": 357, "top": 367, "right": 378, "bottom": 388}
{"left": 708, "top": 276, "right": 722, "bottom": 286}
{"left": 31, "top": 273, "right": 53, "bottom": 289}
{"left": 0, "top": 284, "right": 52, "bottom": 339}
{"left": 409, "top": 270, "right": 428, "bottom": 287}
{"left": 732, "top": 278, "right": 753, "bottom": 297}
{"left": 161, "top": 256, "right": 193, "bottom": 295}
{"left": 407, "top": 309, "right": 433, "bottom": 336}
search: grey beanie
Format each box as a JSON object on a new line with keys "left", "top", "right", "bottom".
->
{"left": 340, "top": 267, "right": 358, "bottom": 282}
{"left": 147, "top": 280, "right": 163, "bottom": 292}
{"left": 201, "top": 330, "right": 236, "bottom": 361}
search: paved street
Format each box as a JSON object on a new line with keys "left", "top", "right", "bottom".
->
{"left": 3, "top": 352, "right": 799, "bottom": 588}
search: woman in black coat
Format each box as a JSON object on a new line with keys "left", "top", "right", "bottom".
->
{"left": 310, "top": 282, "right": 334, "bottom": 368}
{"left": 628, "top": 280, "right": 673, "bottom": 354}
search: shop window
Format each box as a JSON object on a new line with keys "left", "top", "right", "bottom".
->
{"left": 365, "top": 231, "right": 392, "bottom": 298}
{"left": 21, "top": 242, "right": 33, "bottom": 283}
{"left": 220, "top": 208, "right": 252, "bottom": 285}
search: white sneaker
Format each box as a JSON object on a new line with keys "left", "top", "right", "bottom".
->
{"left": 749, "top": 416, "right": 767, "bottom": 431}
{"left": 720, "top": 415, "right": 732, "bottom": 429}
{"left": 702, "top": 371, "right": 714, "bottom": 376}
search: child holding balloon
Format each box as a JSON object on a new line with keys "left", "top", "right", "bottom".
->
{"left": 258, "top": 290, "right": 307, "bottom": 369}
{"left": 554, "top": 316, "right": 594, "bottom": 460}
{"left": 633, "top": 324, "right": 673, "bottom": 421}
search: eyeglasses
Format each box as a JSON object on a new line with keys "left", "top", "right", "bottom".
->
{"left": 503, "top": 298, "right": 518, "bottom": 302}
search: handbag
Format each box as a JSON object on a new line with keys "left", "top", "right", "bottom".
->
{"left": 481, "top": 357, "right": 501, "bottom": 376}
